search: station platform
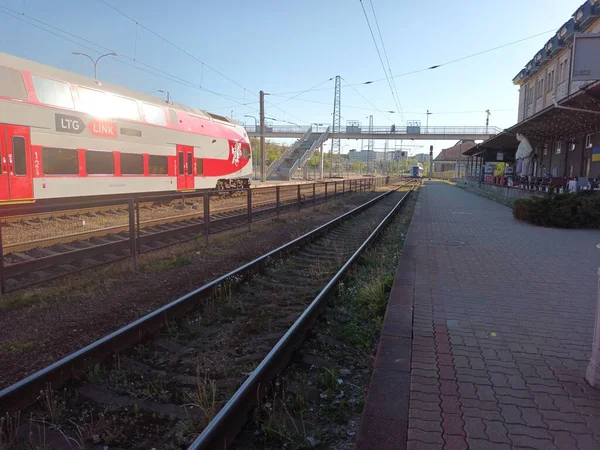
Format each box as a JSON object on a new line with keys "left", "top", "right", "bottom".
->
{"left": 356, "top": 181, "right": 600, "bottom": 450}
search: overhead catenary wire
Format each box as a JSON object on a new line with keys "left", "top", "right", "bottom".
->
{"left": 341, "top": 77, "right": 395, "bottom": 124}
{"left": 0, "top": 6, "right": 253, "bottom": 108}
{"left": 270, "top": 27, "right": 557, "bottom": 96}
{"left": 1, "top": 4, "right": 305, "bottom": 122}
{"left": 271, "top": 77, "right": 334, "bottom": 107}
{"left": 97, "top": 0, "right": 256, "bottom": 99}
{"left": 366, "top": 0, "right": 405, "bottom": 123}
{"left": 358, "top": 0, "right": 404, "bottom": 124}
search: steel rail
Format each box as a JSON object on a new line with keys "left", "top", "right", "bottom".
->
{"left": 0, "top": 182, "right": 366, "bottom": 293}
{"left": 187, "top": 187, "right": 414, "bottom": 450}
{"left": 3, "top": 194, "right": 307, "bottom": 254}
{"left": 0, "top": 184, "right": 406, "bottom": 414}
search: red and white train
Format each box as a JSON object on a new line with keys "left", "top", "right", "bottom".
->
{"left": 0, "top": 52, "right": 252, "bottom": 205}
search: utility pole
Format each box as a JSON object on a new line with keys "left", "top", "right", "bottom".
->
{"left": 485, "top": 109, "right": 491, "bottom": 134}
{"left": 429, "top": 145, "right": 433, "bottom": 179}
{"left": 367, "top": 115, "right": 373, "bottom": 175}
{"left": 330, "top": 75, "right": 341, "bottom": 178}
{"left": 259, "top": 90, "right": 266, "bottom": 182}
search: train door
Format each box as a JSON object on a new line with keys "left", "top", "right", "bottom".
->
{"left": 0, "top": 124, "right": 33, "bottom": 202}
{"left": 176, "top": 145, "right": 195, "bottom": 190}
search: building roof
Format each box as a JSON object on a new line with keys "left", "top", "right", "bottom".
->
{"left": 463, "top": 79, "right": 600, "bottom": 156}
{"left": 512, "top": 0, "right": 600, "bottom": 85}
{"left": 434, "top": 140, "right": 476, "bottom": 162}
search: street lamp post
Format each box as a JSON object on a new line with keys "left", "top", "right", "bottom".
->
{"left": 72, "top": 52, "right": 118, "bottom": 80}
{"left": 244, "top": 115, "right": 258, "bottom": 133}
{"left": 426, "top": 109, "right": 432, "bottom": 134}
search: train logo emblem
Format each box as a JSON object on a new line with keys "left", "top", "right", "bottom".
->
{"left": 231, "top": 142, "right": 242, "bottom": 167}
{"left": 55, "top": 113, "right": 85, "bottom": 134}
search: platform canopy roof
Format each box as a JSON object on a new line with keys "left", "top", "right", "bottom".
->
{"left": 463, "top": 80, "right": 600, "bottom": 156}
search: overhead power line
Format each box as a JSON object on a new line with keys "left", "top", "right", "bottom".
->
{"left": 97, "top": 0, "right": 256, "bottom": 98}
{"left": 341, "top": 77, "right": 395, "bottom": 124}
{"left": 0, "top": 6, "right": 252, "bottom": 107}
{"left": 358, "top": 0, "right": 405, "bottom": 124}
{"left": 366, "top": 0, "right": 405, "bottom": 123}
{"left": 272, "top": 77, "right": 334, "bottom": 107}
{"left": 271, "top": 28, "right": 557, "bottom": 96}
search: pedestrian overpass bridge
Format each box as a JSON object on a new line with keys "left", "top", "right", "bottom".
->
{"left": 252, "top": 124, "right": 502, "bottom": 181}
{"left": 245, "top": 124, "right": 502, "bottom": 141}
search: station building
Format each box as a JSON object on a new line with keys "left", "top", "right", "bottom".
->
{"left": 463, "top": 0, "right": 600, "bottom": 190}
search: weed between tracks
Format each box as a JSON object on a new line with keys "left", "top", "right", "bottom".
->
{"left": 231, "top": 185, "right": 419, "bottom": 450}
{"left": 0, "top": 187, "right": 413, "bottom": 450}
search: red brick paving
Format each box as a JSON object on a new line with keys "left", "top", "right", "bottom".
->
{"left": 356, "top": 181, "right": 600, "bottom": 450}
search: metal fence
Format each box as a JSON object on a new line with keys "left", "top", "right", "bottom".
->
{"left": 0, "top": 177, "right": 400, "bottom": 294}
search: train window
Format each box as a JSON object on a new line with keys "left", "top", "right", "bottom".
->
{"left": 187, "top": 153, "right": 193, "bottom": 175}
{"left": 243, "top": 145, "right": 251, "bottom": 159}
{"left": 168, "top": 109, "right": 179, "bottom": 125}
{"left": 178, "top": 152, "right": 184, "bottom": 175}
{"left": 0, "top": 66, "right": 27, "bottom": 100}
{"left": 42, "top": 148, "right": 79, "bottom": 175}
{"left": 86, "top": 150, "right": 114, "bottom": 175}
{"left": 142, "top": 103, "right": 166, "bottom": 126}
{"left": 32, "top": 75, "right": 74, "bottom": 109}
{"left": 149, "top": 155, "right": 168, "bottom": 175}
{"left": 120, "top": 153, "right": 144, "bottom": 175}
{"left": 196, "top": 158, "right": 203, "bottom": 176}
{"left": 12, "top": 137, "right": 26, "bottom": 176}
{"left": 112, "top": 96, "right": 141, "bottom": 121}
{"left": 77, "top": 87, "right": 110, "bottom": 117}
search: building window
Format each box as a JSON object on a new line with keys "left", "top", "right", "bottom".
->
{"left": 196, "top": 158, "right": 203, "bottom": 175}
{"left": 42, "top": 148, "right": 79, "bottom": 175}
{"left": 543, "top": 144, "right": 548, "bottom": 155}
{"left": 546, "top": 70, "right": 554, "bottom": 92}
{"left": 142, "top": 103, "right": 166, "bottom": 126}
{"left": 0, "top": 66, "right": 27, "bottom": 100}
{"left": 148, "top": 155, "right": 168, "bottom": 175}
{"left": 33, "top": 75, "right": 74, "bottom": 109}
{"left": 569, "top": 142, "right": 576, "bottom": 151}
{"left": 120, "top": 153, "right": 144, "bottom": 175}
{"left": 586, "top": 134, "right": 593, "bottom": 148}
{"left": 537, "top": 78, "right": 544, "bottom": 98}
{"left": 12, "top": 137, "right": 26, "bottom": 176}
{"left": 569, "top": 165, "right": 574, "bottom": 177}
{"left": 559, "top": 61, "right": 565, "bottom": 82}
{"left": 555, "top": 142, "right": 562, "bottom": 154}
{"left": 86, "top": 150, "right": 114, "bottom": 175}
{"left": 112, "top": 96, "right": 141, "bottom": 121}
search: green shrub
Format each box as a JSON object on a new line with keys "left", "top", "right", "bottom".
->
{"left": 513, "top": 191, "right": 600, "bottom": 228}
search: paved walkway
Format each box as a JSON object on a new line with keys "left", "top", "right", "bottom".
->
{"left": 356, "top": 181, "right": 600, "bottom": 450}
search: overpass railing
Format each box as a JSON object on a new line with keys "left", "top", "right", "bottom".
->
{"left": 289, "top": 127, "right": 331, "bottom": 178}
{"left": 245, "top": 125, "right": 502, "bottom": 135}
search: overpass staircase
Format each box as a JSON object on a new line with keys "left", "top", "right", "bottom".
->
{"left": 267, "top": 126, "right": 330, "bottom": 180}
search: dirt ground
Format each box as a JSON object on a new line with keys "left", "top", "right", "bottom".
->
{"left": 0, "top": 192, "right": 378, "bottom": 390}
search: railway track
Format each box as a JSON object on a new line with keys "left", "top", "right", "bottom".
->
{"left": 0, "top": 180, "right": 416, "bottom": 449}
{"left": 0, "top": 184, "right": 340, "bottom": 293}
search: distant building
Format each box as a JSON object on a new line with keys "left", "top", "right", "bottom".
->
{"left": 412, "top": 153, "right": 429, "bottom": 164}
{"left": 433, "top": 140, "right": 476, "bottom": 172}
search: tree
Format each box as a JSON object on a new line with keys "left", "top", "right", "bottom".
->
{"left": 249, "top": 138, "right": 288, "bottom": 167}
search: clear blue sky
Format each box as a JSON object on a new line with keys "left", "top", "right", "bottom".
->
{"left": 0, "top": 0, "right": 586, "bottom": 156}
